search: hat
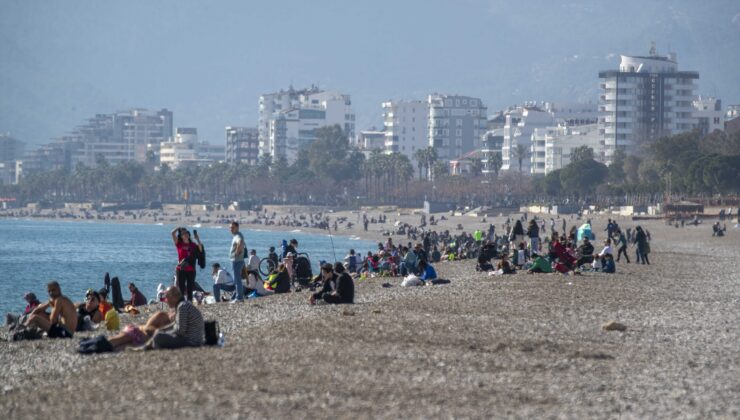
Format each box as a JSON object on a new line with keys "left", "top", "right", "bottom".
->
{"left": 23, "top": 292, "right": 37, "bottom": 301}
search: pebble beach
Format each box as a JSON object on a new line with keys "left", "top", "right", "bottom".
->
{"left": 1, "top": 211, "right": 739, "bottom": 419}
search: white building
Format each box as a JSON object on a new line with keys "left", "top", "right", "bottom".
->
{"left": 159, "top": 128, "right": 224, "bottom": 168}
{"left": 357, "top": 130, "right": 386, "bottom": 151}
{"left": 598, "top": 46, "right": 698, "bottom": 164}
{"left": 259, "top": 86, "right": 355, "bottom": 161}
{"left": 501, "top": 107, "right": 554, "bottom": 173}
{"left": 692, "top": 97, "right": 724, "bottom": 136}
{"left": 480, "top": 128, "right": 504, "bottom": 176}
{"left": 428, "top": 94, "right": 487, "bottom": 162}
{"left": 542, "top": 124, "right": 601, "bottom": 174}
{"left": 382, "top": 100, "right": 429, "bottom": 174}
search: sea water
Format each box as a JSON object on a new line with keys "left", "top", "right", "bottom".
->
{"left": 0, "top": 219, "right": 376, "bottom": 315}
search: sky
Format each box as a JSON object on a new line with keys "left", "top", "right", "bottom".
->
{"left": 1, "top": 0, "right": 739, "bottom": 146}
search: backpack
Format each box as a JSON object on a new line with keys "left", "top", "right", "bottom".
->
{"left": 204, "top": 320, "right": 220, "bottom": 346}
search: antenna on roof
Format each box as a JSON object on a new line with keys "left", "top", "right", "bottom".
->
{"left": 649, "top": 41, "right": 657, "bottom": 56}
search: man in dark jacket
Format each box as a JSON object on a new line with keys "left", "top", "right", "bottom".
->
{"left": 310, "top": 263, "right": 354, "bottom": 305}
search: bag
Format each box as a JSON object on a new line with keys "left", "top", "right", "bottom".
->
{"left": 77, "top": 335, "right": 114, "bottom": 354}
{"left": 204, "top": 320, "right": 219, "bottom": 346}
{"left": 196, "top": 246, "right": 207, "bottom": 270}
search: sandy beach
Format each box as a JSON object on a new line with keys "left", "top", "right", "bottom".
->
{"left": 1, "top": 210, "right": 739, "bottom": 419}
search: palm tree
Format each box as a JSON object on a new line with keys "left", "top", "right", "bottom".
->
{"left": 413, "top": 148, "right": 426, "bottom": 180}
{"left": 425, "top": 146, "right": 438, "bottom": 181}
{"left": 488, "top": 153, "right": 503, "bottom": 178}
{"left": 512, "top": 144, "right": 530, "bottom": 174}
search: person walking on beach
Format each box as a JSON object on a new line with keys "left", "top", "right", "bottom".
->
{"left": 615, "top": 230, "right": 630, "bottom": 263}
{"left": 171, "top": 227, "right": 203, "bottom": 302}
{"left": 228, "top": 222, "right": 246, "bottom": 302}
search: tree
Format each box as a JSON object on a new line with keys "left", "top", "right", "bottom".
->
{"left": 512, "top": 144, "right": 529, "bottom": 173}
{"left": 570, "top": 146, "right": 594, "bottom": 163}
{"left": 608, "top": 149, "right": 626, "bottom": 183}
{"left": 559, "top": 159, "right": 608, "bottom": 195}
{"left": 469, "top": 158, "right": 483, "bottom": 177}
{"left": 541, "top": 169, "right": 562, "bottom": 196}
{"left": 487, "top": 153, "right": 503, "bottom": 178}
{"left": 413, "top": 148, "right": 427, "bottom": 180}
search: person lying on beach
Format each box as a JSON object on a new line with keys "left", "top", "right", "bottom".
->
{"left": 23, "top": 281, "right": 78, "bottom": 339}
{"left": 310, "top": 263, "right": 354, "bottom": 305}
{"left": 107, "top": 306, "right": 177, "bottom": 351}
{"left": 111, "top": 287, "right": 204, "bottom": 351}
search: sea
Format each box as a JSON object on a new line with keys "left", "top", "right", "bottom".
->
{"left": 0, "top": 219, "right": 376, "bottom": 316}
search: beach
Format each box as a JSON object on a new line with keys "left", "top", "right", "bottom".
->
{"left": 1, "top": 212, "right": 739, "bottom": 418}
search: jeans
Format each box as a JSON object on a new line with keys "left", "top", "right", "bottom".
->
{"left": 176, "top": 270, "right": 196, "bottom": 302}
{"left": 231, "top": 260, "right": 245, "bottom": 301}
{"left": 529, "top": 237, "right": 539, "bottom": 253}
{"left": 151, "top": 331, "right": 195, "bottom": 349}
{"left": 213, "top": 283, "right": 236, "bottom": 302}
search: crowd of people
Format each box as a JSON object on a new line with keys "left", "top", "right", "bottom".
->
{"left": 2, "top": 209, "right": 687, "bottom": 354}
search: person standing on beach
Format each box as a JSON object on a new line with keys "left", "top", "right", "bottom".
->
{"left": 229, "top": 222, "right": 246, "bottom": 302}
{"left": 171, "top": 227, "right": 203, "bottom": 302}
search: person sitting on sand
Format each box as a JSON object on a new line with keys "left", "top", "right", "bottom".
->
{"left": 310, "top": 263, "right": 354, "bottom": 305}
{"left": 146, "top": 286, "right": 203, "bottom": 349}
{"left": 127, "top": 283, "right": 148, "bottom": 307}
{"left": 24, "top": 281, "right": 78, "bottom": 339}
{"left": 343, "top": 249, "right": 358, "bottom": 273}
{"left": 97, "top": 288, "right": 113, "bottom": 319}
{"left": 76, "top": 290, "right": 103, "bottom": 331}
{"left": 211, "top": 263, "right": 235, "bottom": 302}
{"left": 598, "top": 239, "right": 613, "bottom": 258}
{"left": 5, "top": 292, "right": 41, "bottom": 327}
{"left": 527, "top": 252, "right": 553, "bottom": 274}
{"left": 576, "top": 237, "right": 595, "bottom": 267}
{"left": 601, "top": 253, "right": 616, "bottom": 273}
{"left": 497, "top": 254, "right": 516, "bottom": 274}
{"left": 418, "top": 260, "right": 437, "bottom": 283}
{"left": 400, "top": 246, "right": 418, "bottom": 276}
{"left": 264, "top": 263, "right": 291, "bottom": 294}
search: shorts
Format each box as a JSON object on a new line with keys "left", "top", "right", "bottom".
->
{"left": 123, "top": 325, "right": 147, "bottom": 346}
{"left": 48, "top": 324, "right": 73, "bottom": 339}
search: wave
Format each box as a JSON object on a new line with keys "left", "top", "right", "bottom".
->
{"left": 291, "top": 229, "right": 302, "bottom": 232}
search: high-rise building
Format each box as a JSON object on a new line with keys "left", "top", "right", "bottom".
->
{"left": 0, "top": 134, "right": 25, "bottom": 164}
{"left": 259, "top": 86, "right": 355, "bottom": 161}
{"left": 59, "top": 108, "right": 174, "bottom": 166}
{"left": 382, "top": 100, "right": 429, "bottom": 175}
{"left": 501, "top": 107, "right": 554, "bottom": 173}
{"left": 225, "top": 126, "right": 260, "bottom": 165}
{"left": 480, "top": 129, "right": 504, "bottom": 176}
{"left": 428, "top": 94, "right": 487, "bottom": 161}
{"left": 598, "top": 46, "right": 698, "bottom": 163}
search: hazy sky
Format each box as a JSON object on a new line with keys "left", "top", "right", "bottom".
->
{"left": 1, "top": 0, "right": 739, "bottom": 146}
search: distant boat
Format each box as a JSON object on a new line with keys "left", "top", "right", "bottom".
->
{"left": 155, "top": 222, "right": 164, "bottom": 226}
{"left": 192, "top": 223, "right": 202, "bottom": 228}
